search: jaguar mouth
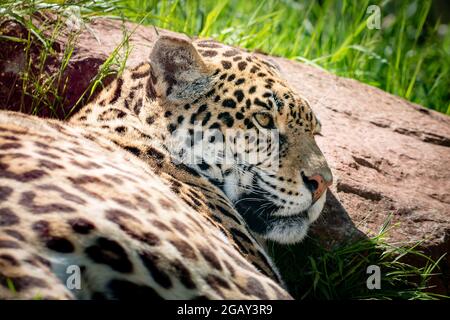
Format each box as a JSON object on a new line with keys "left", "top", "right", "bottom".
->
{"left": 234, "top": 191, "right": 310, "bottom": 241}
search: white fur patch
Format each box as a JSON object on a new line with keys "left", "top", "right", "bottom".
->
{"left": 307, "top": 190, "right": 326, "bottom": 223}
{"left": 265, "top": 220, "right": 309, "bottom": 244}
{"left": 223, "top": 170, "right": 240, "bottom": 202}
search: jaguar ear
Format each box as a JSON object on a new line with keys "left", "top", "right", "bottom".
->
{"left": 265, "top": 57, "right": 282, "bottom": 73}
{"left": 149, "top": 34, "right": 212, "bottom": 102}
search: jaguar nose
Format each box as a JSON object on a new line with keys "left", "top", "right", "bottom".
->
{"left": 302, "top": 172, "right": 332, "bottom": 202}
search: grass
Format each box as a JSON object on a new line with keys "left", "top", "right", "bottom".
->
{"left": 0, "top": 0, "right": 449, "bottom": 300}
{"left": 0, "top": 0, "right": 133, "bottom": 118}
{"left": 269, "top": 220, "right": 448, "bottom": 300}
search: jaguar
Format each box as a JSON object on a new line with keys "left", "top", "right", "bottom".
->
{"left": 0, "top": 33, "right": 332, "bottom": 299}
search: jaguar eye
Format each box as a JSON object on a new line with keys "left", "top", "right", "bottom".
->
{"left": 254, "top": 113, "right": 275, "bottom": 129}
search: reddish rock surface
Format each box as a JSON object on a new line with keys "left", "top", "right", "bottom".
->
{"left": 1, "top": 16, "right": 449, "bottom": 291}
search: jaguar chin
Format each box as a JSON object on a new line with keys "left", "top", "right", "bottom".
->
{"left": 235, "top": 188, "right": 327, "bottom": 244}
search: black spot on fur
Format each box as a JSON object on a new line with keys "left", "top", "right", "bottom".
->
{"left": 168, "top": 179, "right": 182, "bottom": 193}
{"left": 146, "top": 116, "right": 156, "bottom": 125}
{"left": 230, "top": 228, "right": 253, "bottom": 244}
{"left": 146, "top": 78, "right": 157, "bottom": 100}
{"left": 38, "top": 159, "right": 64, "bottom": 170}
{"left": 0, "top": 208, "right": 18, "bottom": 226}
{"left": 115, "top": 126, "right": 127, "bottom": 134}
{"left": 246, "top": 277, "right": 269, "bottom": 299}
{"left": 209, "top": 122, "right": 221, "bottom": 130}
{"left": 0, "top": 240, "right": 20, "bottom": 248}
{"left": 237, "top": 61, "right": 247, "bottom": 71}
{"left": 0, "top": 273, "right": 47, "bottom": 292}
{"left": 199, "top": 246, "right": 222, "bottom": 271}
{"left": 167, "top": 123, "right": 177, "bottom": 133}
{"left": 150, "top": 69, "right": 158, "bottom": 84}
{"left": 139, "top": 251, "right": 172, "bottom": 289}
{"left": 205, "top": 88, "right": 216, "bottom": 98}
{"left": 171, "top": 218, "right": 191, "bottom": 233}
{"left": 198, "top": 161, "right": 210, "bottom": 171}
{"left": 235, "top": 112, "right": 244, "bottom": 120}
{"left": 201, "top": 112, "right": 212, "bottom": 126}
{"left": 171, "top": 260, "right": 196, "bottom": 289}
{"left": 175, "top": 163, "right": 200, "bottom": 177}
{"left": 19, "top": 191, "right": 75, "bottom": 214}
{"left": 133, "top": 97, "right": 143, "bottom": 115}
{"left": 147, "top": 147, "right": 165, "bottom": 162}
{"left": 170, "top": 239, "right": 197, "bottom": 260}
{"left": 32, "top": 220, "right": 74, "bottom": 253}
{"left": 224, "top": 260, "right": 236, "bottom": 277}
{"left": 222, "top": 99, "right": 236, "bottom": 109}
{"left": 197, "top": 42, "right": 221, "bottom": 48}
{"left": 201, "top": 50, "right": 218, "bottom": 57}
{"left": 244, "top": 118, "right": 254, "bottom": 129}
{"left": 190, "top": 104, "right": 208, "bottom": 124}
{"left": 221, "top": 61, "right": 232, "bottom": 69}
{"left": 0, "top": 143, "right": 22, "bottom": 150}
{"left": 0, "top": 254, "right": 18, "bottom": 266}
{"left": 0, "top": 135, "right": 19, "bottom": 141}
{"left": 0, "top": 166, "right": 47, "bottom": 183}
{"left": 233, "top": 90, "right": 244, "bottom": 103}
{"left": 134, "top": 195, "right": 156, "bottom": 213}
{"left": 250, "top": 66, "right": 259, "bottom": 73}
{"left": 86, "top": 237, "right": 133, "bottom": 273}
{"left": 254, "top": 97, "right": 270, "bottom": 110}
{"left": 111, "top": 197, "right": 137, "bottom": 210}
{"left": 124, "top": 146, "right": 141, "bottom": 157}
{"left": 46, "top": 237, "right": 75, "bottom": 253}
{"left": 107, "top": 209, "right": 161, "bottom": 246}
{"left": 223, "top": 49, "right": 240, "bottom": 57}
{"left": 206, "top": 275, "right": 229, "bottom": 298}
{"left": 208, "top": 274, "right": 230, "bottom": 289}
{"left": 151, "top": 220, "right": 171, "bottom": 232}
{"left": 68, "top": 218, "right": 95, "bottom": 234}
{"left": 110, "top": 78, "right": 123, "bottom": 104}
{"left": 105, "top": 208, "right": 137, "bottom": 223}
{"left": 131, "top": 68, "right": 150, "bottom": 79}
{"left": 215, "top": 205, "right": 242, "bottom": 225}
{"left": 218, "top": 112, "right": 234, "bottom": 127}
{"left": 4, "top": 229, "right": 25, "bottom": 241}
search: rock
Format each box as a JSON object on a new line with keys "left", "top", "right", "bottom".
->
{"left": 1, "top": 16, "right": 449, "bottom": 292}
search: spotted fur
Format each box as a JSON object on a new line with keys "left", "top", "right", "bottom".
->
{"left": 0, "top": 34, "right": 331, "bottom": 299}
